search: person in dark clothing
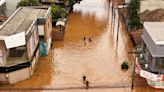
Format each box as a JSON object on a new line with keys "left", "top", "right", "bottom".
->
{"left": 86, "top": 81, "right": 89, "bottom": 89}
{"left": 83, "top": 37, "right": 86, "bottom": 41}
{"left": 83, "top": 75, "right": 86, "bottom": 82}
{"left": 89, "top": 38, "right": 92, "bottom": 42}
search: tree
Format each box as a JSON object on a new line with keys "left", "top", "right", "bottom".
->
{"left": 51, "top": 4, "right": 68, "bottom": 24}
{"left": 128, "top": 0, "right": 140, "bottom": 19}
{"left": 128, "top": 18, "right": 142, "bottom": 29}
{"left": 127, "top": 0, "right": 141, "bottom": 30}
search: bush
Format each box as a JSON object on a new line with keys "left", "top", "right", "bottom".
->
{"left": 51, "top": 4, "right": 68, "bottom": 24}
{"left": 17, "top": 0, "right": 39, "bottom": 8}
{"left": 121, "top": 61, "right": 129, "bottom": 70}
{"left": 128, "top": 18, "right": 142, "bottom": 29}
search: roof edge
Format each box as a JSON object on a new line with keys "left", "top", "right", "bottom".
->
{"left": 0, "top": 7, "right": 22, "bottom": 31}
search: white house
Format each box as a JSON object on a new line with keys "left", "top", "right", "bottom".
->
{"left": 0, "top": 6, "right": 52, "bottom": 84}
{"left": 136, "top": 22, "right": 164, "bottom": 89}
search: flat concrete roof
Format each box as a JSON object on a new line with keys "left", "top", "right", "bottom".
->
{"left": 144, "top": 22, "right": 164, "bottom": 45}
{"left": 0, "top": 7, "right": 47, "bottom": 36}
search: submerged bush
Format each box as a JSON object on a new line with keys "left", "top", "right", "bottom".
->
{"left": 121, "top": 61, "right": 129, "bottom": 70}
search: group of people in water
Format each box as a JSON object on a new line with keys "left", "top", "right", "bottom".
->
{"left": 83, "top": 75, "right": 89, "bottom": 89}
{"left": 83, "top": 37, "right": 92, "bottom": 45}
{"left": 82, "top": 38, "right": 91, "bottom": 88}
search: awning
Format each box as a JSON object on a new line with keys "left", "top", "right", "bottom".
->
{"left": 4, "top": 32, "right": 26, "bottom": 49}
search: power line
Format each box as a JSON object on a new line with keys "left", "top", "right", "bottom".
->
{"left": 0, "top": 81, "right": 148, "bottom": 91}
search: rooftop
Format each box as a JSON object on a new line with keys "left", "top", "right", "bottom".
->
{"left": 144, "top": 22, "right": 164, "bottom": 45}
{"left": 0, "top": 7, "right": 47, "bottom": 36}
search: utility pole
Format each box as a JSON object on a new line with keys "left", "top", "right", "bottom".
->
{"left": 108, "top": 0, "right": 111, "bottom": 21}
{"left": 112, "top": 11, "right": 116, "bottom": 34}
{"left": 111, "top": 0, "right": 114, "bottom": 32}
{"left": 116, "top": 12, "right": 120, "bottom": 43}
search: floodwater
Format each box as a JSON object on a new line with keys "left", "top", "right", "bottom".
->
{"left": 1, "top": 0, "right": 163, "bottom": 92}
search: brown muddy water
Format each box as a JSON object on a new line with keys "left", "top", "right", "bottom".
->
{"left": 0, "top": 0, "right": 163, "bottom": 92}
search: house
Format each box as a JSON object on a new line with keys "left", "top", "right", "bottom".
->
{"left": 142, "top": 22, "right": 164, "bottom": 73}
{"left": 136, "top": 22, "right": 164, "bottom": 89}
{"left": 0, "top": 6, "right": 52, "bottom": 84}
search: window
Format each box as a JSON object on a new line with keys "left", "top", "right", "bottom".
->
{"left": 8, "top": 46, "right": 26, "bottom": 57}
{"left": 154, "top": 57, "right": 164, "bottom": 69}
{"left": 29, "top": 29, "right": 39, "bottom": 58}
{"left": 7, "top": 46, "right": 28, "bottom": 66}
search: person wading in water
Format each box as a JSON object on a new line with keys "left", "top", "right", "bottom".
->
{"left": 83, "top": 75, "right": 86, "bottom": 82}
{"left": 86, "top": 81, "right": 89, "bottom": 89}
{"left": 89, "top": 38, "right": 92, "bottom": 43}
{"left": 83, "top": 37, "right": 86, "bottom": 41}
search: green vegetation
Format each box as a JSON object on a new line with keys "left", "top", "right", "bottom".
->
{"left": 128, "top": 18, "right": 142, "bottom": 29}
{"left": 51, "top": 0, "right": 82, "bottom": 24}
{"left": 17, "top": 0, "right": 81, "bottom": 25}
{"left": 51, "top": 4, "right": 68, "bottom": 24}
{"left": 128, "top": 0, "right": 142, "bottom": 29}
{"left": 59, "top": 0, "right": 81, "bottom": 5}
{"left": 17, "top": 0, "right": 39, "bottom": 7}
{"left": 121, "top": 61, "right": 129, "bottom": 70}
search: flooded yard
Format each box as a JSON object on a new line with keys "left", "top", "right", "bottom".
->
{"left": 0, "top": 0, "right": 164, "bottom": 92}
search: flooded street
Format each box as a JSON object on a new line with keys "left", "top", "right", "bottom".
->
{"left": 1, "top": 0, "right": 164, "bottom": 92}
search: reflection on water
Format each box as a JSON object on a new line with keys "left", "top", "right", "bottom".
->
{"left": 1, "top": 0, "right": 162, "bottom": 92}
